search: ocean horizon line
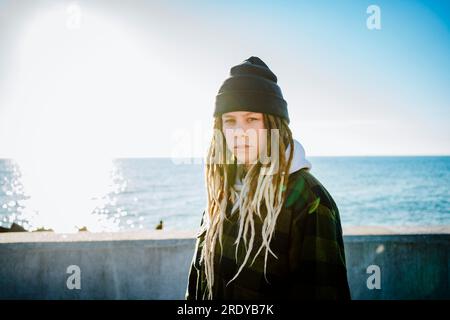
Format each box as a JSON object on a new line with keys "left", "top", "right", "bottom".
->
{"left": 0, "top": 154, "right": 449, "bottom": 161}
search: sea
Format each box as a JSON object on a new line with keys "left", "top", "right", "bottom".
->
{"left": 0, "top": 156, "right": 449, "bottom": 233}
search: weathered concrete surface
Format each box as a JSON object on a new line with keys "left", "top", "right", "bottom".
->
{"left": 0, "top": 227, "right": 449, "bottom": 299}
{"left": 0, "top": 231, "right": 194, "bottom": 299}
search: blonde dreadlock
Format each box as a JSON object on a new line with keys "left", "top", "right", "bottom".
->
{"left": 201, "top": 113, "right": 294, "bottom": 300}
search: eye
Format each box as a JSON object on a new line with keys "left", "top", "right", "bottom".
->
{"left": 247, "top": 117, "right": 259, "bottom": 122}
{"left": 223, "top": 119, "right": 235, "bottom": 124}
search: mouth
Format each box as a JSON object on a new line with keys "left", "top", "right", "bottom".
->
{"left": 234, "top": 145, "right": 251, "bottom": 150}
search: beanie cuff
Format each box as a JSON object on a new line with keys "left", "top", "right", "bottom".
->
{"left": 214, "top": 91, "right": 289, "bottom": 124}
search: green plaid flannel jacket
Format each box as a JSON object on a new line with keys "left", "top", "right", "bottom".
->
{"left": 185, "top": 168, "right": 351, "bottom": 300}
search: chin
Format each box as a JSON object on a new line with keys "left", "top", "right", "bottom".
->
{"left": 235, "top": 155, "right": 259, "bottom": 165}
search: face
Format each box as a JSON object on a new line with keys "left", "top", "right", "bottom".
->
{"left": 221, "top": 111, "right": 267, "bottom": 166}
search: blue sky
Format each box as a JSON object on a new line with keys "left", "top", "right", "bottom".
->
{"left": 0, "top": 0, "right": 449, "bottom": 157}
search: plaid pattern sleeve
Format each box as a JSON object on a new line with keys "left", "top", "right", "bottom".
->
{"left": 286, "top": 172, "right": 351, "bottom": 300}
{"left": 185, "top": 210, "right": 208, "bottom": 300}
{"left": 185, "top": 169, "right": 351, "bottom": 300}
{"left": 185, "top": 236, "right": 199, "bottom": 300}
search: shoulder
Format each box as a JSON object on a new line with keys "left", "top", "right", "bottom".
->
{"left": 285, "top": 168, "right": 338, "bottom": 213}
{"left": 285, "top": 168, "right": 342, "bottom": 237}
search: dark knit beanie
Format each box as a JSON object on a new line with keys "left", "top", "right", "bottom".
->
{"left": 214, "top": 56, "right": 289, "bottom": 124}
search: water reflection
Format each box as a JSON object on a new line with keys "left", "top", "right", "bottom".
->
{"left": 1, "top": 156, "right": 126, "bottom": 233}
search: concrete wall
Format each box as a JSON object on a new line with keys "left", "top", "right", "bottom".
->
{"left": 0, "top": 227, "right": 449, "bottom": 300}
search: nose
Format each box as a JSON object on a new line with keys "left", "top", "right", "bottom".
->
{"left": 233, "top": 128, "right": 253, "bottom": 147}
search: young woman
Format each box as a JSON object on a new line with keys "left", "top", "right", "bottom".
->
{"left": 186, "top": 56, "right": 351, "bottom": 300}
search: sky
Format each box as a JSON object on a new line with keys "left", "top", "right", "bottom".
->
{"left": 0, "top": 0, "right": 449, "bottom": 158}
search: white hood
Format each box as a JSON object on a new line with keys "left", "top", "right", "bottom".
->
{"left": 286, "top": 139, "right": 312, "bottom": 174}
{"left": 233, "top": 138, "right": 312, "bottom": 192}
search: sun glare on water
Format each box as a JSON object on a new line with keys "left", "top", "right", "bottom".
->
{"left": 0, "top": 2, "right": 160, "bottom": 232}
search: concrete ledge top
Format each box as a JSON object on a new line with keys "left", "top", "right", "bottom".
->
{"left": 342, "top": 225, "right": 450, "bottom": 235}
{"left": 0, "top": 230, "right": 198, "bottom": 243}
{"left": 0, "top": 226, "right": 449, "bottom": 244}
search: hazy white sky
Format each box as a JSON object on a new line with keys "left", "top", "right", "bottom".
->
{"left": 0, "top": 0, "right": 449, "bottom": 158}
